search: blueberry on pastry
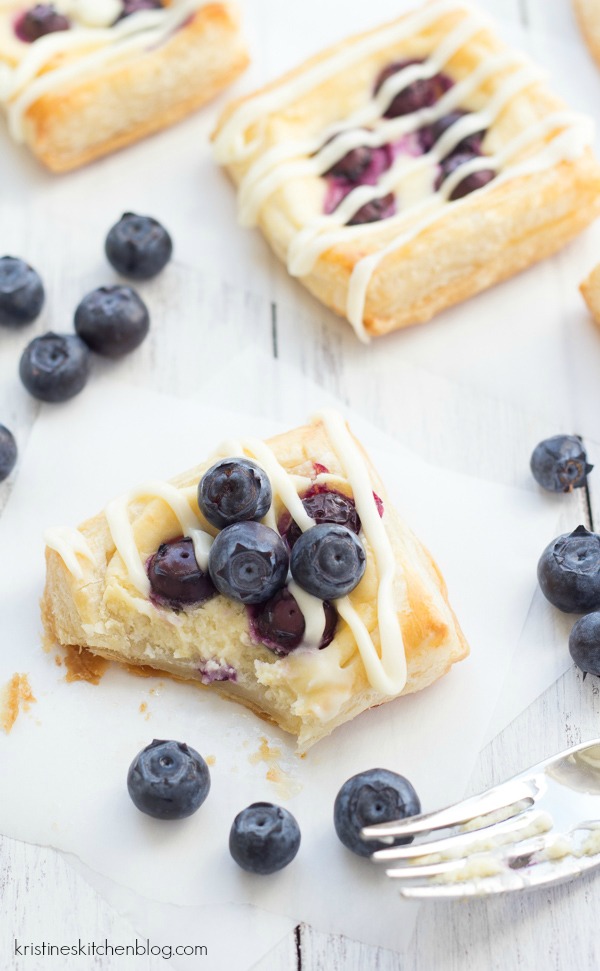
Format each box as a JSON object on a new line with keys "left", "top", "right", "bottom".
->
{"left": 42, "top": 412, "right": 468, "bottom": 752}
{"left": 213, "top": 1, "right": 600, "bottom": 341}
{"left": 0, "top": 1, "right": 249, "bottom": 172}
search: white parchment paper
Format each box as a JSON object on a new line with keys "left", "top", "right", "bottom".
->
{"left": 0, "top": 374, "right": 566, "bottom": 954}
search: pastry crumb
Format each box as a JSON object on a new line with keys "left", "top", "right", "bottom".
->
{"left": 63, "top": 646, "right": 109, "bottom": 685}
{"left": 206, "top": 755, "right": 216, "bottom": 766}
{"left": 139, "top": 702, "right": 148, "bottom": 713}
{"left": 249, "top": 736, "right": 301, "bottom": 799}
{"left": 54, "top": 655, "right": 63, "bottom": 666}
{"left": 1, "top": 674, "right": 36, "bottom": 733}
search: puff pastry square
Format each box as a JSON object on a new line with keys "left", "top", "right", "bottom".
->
{"left": 41, "top": 413, "right": 468, "bottom": 751}
{"left": 213, "top": 0, "right": 600, "bottom": 341}
{"left": 0, "top": 1, "right": 249, "bottom": 172}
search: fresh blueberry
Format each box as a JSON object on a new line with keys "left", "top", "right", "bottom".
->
{"left": 15, "top": 4, "right": 70, "bottom": 42}
{"left": 19, "top": 332, "right": 90, "bottom": 403}
{"left": 116, "top": 0, "right": 164, "bottom": 20}
{"left": 569, "top": 612, "right": 600, "bottom": 677}
{"left": 419, "top": 110, "right": 484, "bottom": 156}
{"left": 374, "top": 59, "right": 452, "bottom": 118}
{"left": 253, "top": 587, "right": 338, "bottom": 654}
{"left": 105, "top": 213, "right": 172, "bottom": 280}
{"left": 74, "top": 285, "right": 149, "bottom": 358}
{"left": 537, "top": 526, "right": 600, "bottom": 613}
{"left": 198, "top": 458, "right": 272, "bottom": 530}
{"left": 281, "top": 489, "right": 361, "bottom": 549}
{"left": 530, "top": 435, "right": 592, "bottom": 493}
{"left": 0, "top": 256, "right": 45, "bottom": 328}
{"left": 334, "top": 768, "right": 421, "bottom": 857}
{"left": 208, "top": 521, "right": 289, "bottom": 605}
{"left": 436, "top": 152, "right": 495, "bottom": 200}
{"left": 290, "top": 523, "right": 366, "bottom": 600}
{"left": 348, "top": 193, "right": 396, "bottom": 225}
{"left": 0, "top": 425, "right": 17, "bottom": 482}
{"left": 229, "top": 802, "right": 301, "bottom": 874}
{"left": 147, "top": 537, "right": 216, "bottom": 607}
{"left": 127, "top": 739, "right": 210, "bottom": 820}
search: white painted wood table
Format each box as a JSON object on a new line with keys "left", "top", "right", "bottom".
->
{"left": 2, "top": 0, "right": 600, "bottom": 967}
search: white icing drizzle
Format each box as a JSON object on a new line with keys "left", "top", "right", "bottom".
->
{"left": 104, "top": 480, "right": 203, "bottom": 597}
{"left": 286, "top": 63, "right": 543, "bottom": 274}
{"left": 60, "top": 0, "right": 123, "bottom": 28}
{"left": 288, "top": 580, "right": 326, "bottom": 648}
{"left": 213, "top": 0, "right": 480, "bottom": 163}
{"left": 316, "top": 410, "right": 406, "bottom": 695}
{"left": 345, "top": 112, "right": 594, "bottom": 338}
{"left": 237, "top": 21, "right": 520, "bottom": 227}
{"left": 0, "top": 0, "right": 205, "bottom": 140}
{"left": 189, "top": 528, "right": 213, "bottom": 572}
{"left": 44, "top": 526, "right": 95, "bottom": 580}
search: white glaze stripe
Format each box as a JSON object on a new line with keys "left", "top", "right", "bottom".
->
{"left": 286, "top": 64, "right": 544, "bottom": 276}
{"left": 238, "top": 17, "right": 508, "bottom": 226}
{"left": 288, "top": 580, "right": 327, "bottom": 648}
{"left": 213, "top": 0, "right": 480, "bottom": 163}
{"left": 105, "top": 481, "right": 202, "bottom": 597}
{"left": 316, "top": 410, "right": 407, "bottom": 695}
{"left": 45, "top": 527, "right": 95, "bottom": 581}
{"left": 346, "top": 113, "right": 594, "bottom": 338}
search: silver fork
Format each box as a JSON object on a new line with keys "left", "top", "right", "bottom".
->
{"left": 363, "top": 739, "right": 600, "bottom": 899}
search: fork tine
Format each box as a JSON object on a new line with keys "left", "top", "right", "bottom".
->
{"left": 371, "top": 808, "right": 551, "bottom": 863}
{"left": 362, "top": 777, "right": 539, "bottom": 841}
{"left": 384, "top": 833, "right": 554, "bottom": 880}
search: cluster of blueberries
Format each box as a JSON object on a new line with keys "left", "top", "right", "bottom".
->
{"left": 127, "top": 739, "right": 421, "bottom": 873}
{"left": 14, "top": 1, "right": 164, "bottom": 43}
{"left": 322, "top": 58, "right": 495, "bottom": 225}
{"left": 147, "top": 457, "right": 371, "bottom": 653}
{"left": 0, "top": 212, "right": 173, "bottom": 483}
{"left": 531, "top": 434, "right": 600, "bottom": 676}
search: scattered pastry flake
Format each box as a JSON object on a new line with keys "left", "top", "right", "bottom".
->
{"left": 580, "top": 263, "right": 600, "bottom": 328}
{"left": 1, "top": 674, "right": 36, "bottom": 734}
{"left": 249, "top": 735, "right": 302, "bottom": 799}
{"left": 139, "top": 702, "right": 148, "bottom": 714}
{"left": 63, "top": 645, "right": 109, "bottom": 685}
{"left": 206, "top": 755, "right": 216, "bottom": 767}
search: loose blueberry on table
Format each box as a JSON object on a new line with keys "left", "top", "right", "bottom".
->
{"left": 74, "top": 285, "right": 150, "bottom": 358}
{"left": 208, "top": 521, "right": 289, "bottom": 605}
{"left": 105, "top": 213, "right": 173, "bottom": 280}
{"left": 0, "top": 256, "right": 45, "bottom": 328}
{"left": 127, "top": 739, "right": 210, "bottom": 819}
{"left": 569, "top": 612, "right": 600, "bottom": 677}
{"left": 290, "top": 522, "right": 366, "bottom": 600}
{"left": 530, "top": 435, "right": 593, "bottom": 493}
{"left": 537, "top": 525, "right": 600, "bottom": 613}
{"left": 0, "top": 425, "right": 18, "bottom": 483}
{"left": 229, "top": 802, "right": 301, "bottom": 874}
{"left": 14, "top": 5, "right": 70, "bottom": 43}
{"left": 198, "top": 458, "right": 272, "bottom": 529}
{"left": 334, "top": 768, "right": 421, "bottom": 857}
{"left": 147, "top": 537, "right": 216, "bottom": 607}
{"left": 19, "top": 332, "right": 90, "bottom": 403}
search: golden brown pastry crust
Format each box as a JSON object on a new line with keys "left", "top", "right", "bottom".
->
{"left": 41, "top": 418, "right": 468, "bottom": 751}
{"left": 213, "top": 6, "right": 600, "bottom": 338}
{"left": 573, "top": 0, "right": 600, "bottom": 69}
{"left": 580, "top": 261, "right": 600, "bottom": 328}
{"left": 6, "top": 4, "right": 249, "bottom": 172}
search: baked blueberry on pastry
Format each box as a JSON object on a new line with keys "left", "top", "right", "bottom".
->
{"left": 0, "top": 1, "right": 249, "bottom": 172}
{"left": 213, "top": 1, "right": 600, "bottom": 341}
{"left": 41, "top": 413, "right": 468, "bottom": 751}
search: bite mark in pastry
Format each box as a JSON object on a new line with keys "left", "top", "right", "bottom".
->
{"left": 41, "top": 412, "right": 468, "bottom": 752}
{"left": 213, "top": 0, "right": 600, "bottom": 341}
{"left": 0, "top": 1, "right": 249, "bottom": 172}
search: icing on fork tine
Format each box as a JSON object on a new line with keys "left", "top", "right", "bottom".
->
{"left": 363, "top": 739, "right": 600, "bottom": 899}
